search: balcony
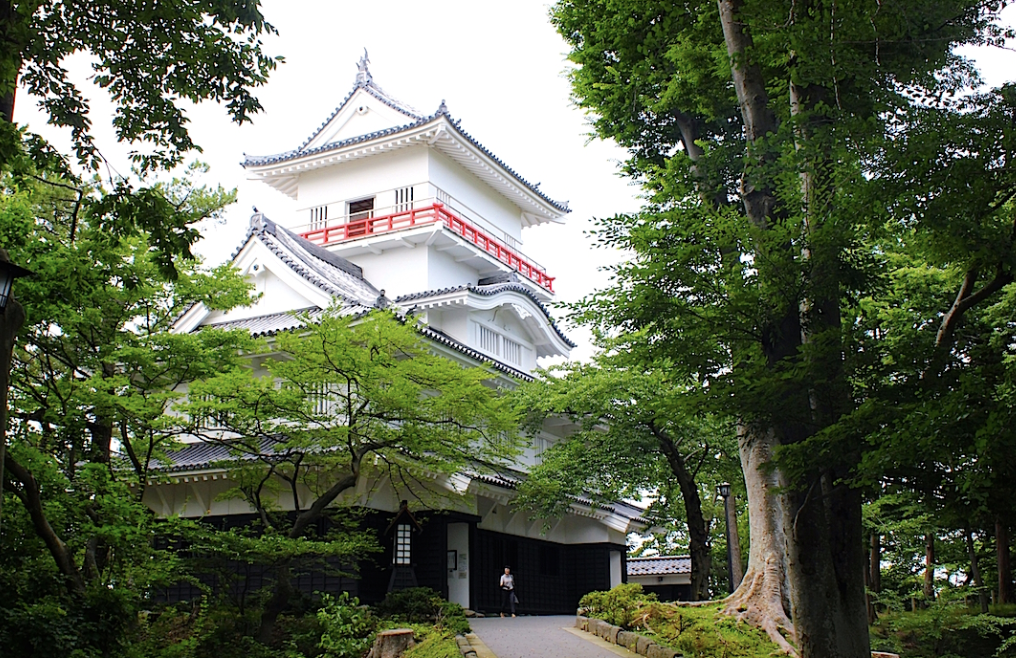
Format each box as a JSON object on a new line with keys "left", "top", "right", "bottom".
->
{"left": 296, "top": 189, "right": 555, "bottom": 293}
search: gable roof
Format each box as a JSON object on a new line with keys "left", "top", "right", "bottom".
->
{"left": 244, "top": 111, "right": 569, "bottom": 216}
{"left": 242, "top": 61, "right": 569, "bottom": 220}
{"left": 299, "top": 78, "right": 423, "bottom": 152}
{"left": 246, "top": 211, "right": 381, "bottom": 310}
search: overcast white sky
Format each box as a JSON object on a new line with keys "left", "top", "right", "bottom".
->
{"left": 16, "top": 1, "right": 1016, "bottom": 362}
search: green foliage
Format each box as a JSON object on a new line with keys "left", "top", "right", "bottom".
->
{"left": 373, "top": 588, "right": 470, "bottom": 637}
{"left": 316, "top": 593, "right": 376, "bottom": 658}
{"left": 870, "top": 603, "right": 1016, "bottom": 658}
{"left": 0, "top": 0, "right": 279, "bottom": 172}
{"left": 181, "top": 310, "right": 520, "bottom": 623}
{"left": 0, "top": 171, "right": 256, "bottom": 656}
{"left": 579, "top": 583, "right": 658, "bottom": 628}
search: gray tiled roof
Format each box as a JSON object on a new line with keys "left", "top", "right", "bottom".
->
{"left": 252, "top": 213, "right": 380, "bottom": 309}
{"left": 243, "top": 106, "right": 569, "bottom": 214}
{"left": 154, "top": 436, "right": 290, "bottom": 473}
{"left": 202, "top": 307, "right": 323, "bottom": 338}
{"left": 298, "top": 79, "right": 423, "bottom": 151}
{"left": 626, "top": 556, "right": 692, "bottom": 577}
{"left": 397, "top": 282, "right": 577, "bottom": 348}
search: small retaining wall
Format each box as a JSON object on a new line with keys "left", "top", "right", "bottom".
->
{"left": 574, "top": 615, "right": 682, "bottom": 658}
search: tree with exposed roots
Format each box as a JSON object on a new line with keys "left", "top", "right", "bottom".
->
{"left": 553, "top": 0, "right": 1016, "bottom": 655}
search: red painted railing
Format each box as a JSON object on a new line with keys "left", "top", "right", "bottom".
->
{"left": 298, "top": 202, "right": 555, "bottom": 293}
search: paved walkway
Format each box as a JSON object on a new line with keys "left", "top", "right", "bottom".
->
{"left": 470, "top": 615, "right": 634, "bottom": 658}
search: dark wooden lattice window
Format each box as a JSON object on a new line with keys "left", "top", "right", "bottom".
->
{"left": 395, "top": 523, "right": 411, "bottom": 565}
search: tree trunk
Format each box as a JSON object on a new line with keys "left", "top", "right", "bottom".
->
{"left": 724, "top": 423, "right": 795, "bottom": 655}
{"left": 654, "top": 426, "right": 711, "bottom": 600}
{"left": 869, "top": 532, "right": 881, "bottom": 594}
{"left": 717, "top": 1, "right": 870, "bottom": 655}
{"left": 366, "top": 629, "right": 416, "bottom": 658}
{"left": 867, "top": 532, "right": 881, "bottom": 623}
{"left": 257, "top": 468, "right": 361, "bottom": 641}
{"left": 0, "top": 259, "right": 24, "bottom": 537}
{"left": 997, "top": 518, "right": 1012, "bottom": 605}
{"left": 966, "top": 527, "right": 989, "bottom": 614}
{"left": 726, "top": 490, "right": 744, "bottom": 589}
{"left": 924, "top": 533, "right": 936, "bottom": 601}
{"left": 4, "top": 453, "right": 85, "bottom": 595}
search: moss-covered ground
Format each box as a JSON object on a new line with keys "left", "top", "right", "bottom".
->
{"left": 590, "top": 598, "right": 1016, "bottom": 658}
{"left": 628, "top": 603, "right": 786, "bottom": 658}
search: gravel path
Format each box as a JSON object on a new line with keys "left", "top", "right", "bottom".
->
{"left": 470, "top": 615, "right": 631, "bottom": 658}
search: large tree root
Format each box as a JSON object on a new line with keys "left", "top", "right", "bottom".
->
{"left": 721, "top": 556, "right": 797, "bottom": 656}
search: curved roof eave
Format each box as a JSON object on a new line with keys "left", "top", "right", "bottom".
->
{"left": 395, "top": 282, "right": 577, "bottom": 349}
{"left": 243, "top": 113, "right": 569, "bottom": 219}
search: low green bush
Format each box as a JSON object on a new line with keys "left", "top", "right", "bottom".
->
{"left": 870, "top": 602, "right": 1016, "bottom": 658}
{"left": 316, "top": 592, "right": 377, "bottom": 658}
{"left": 373, "top": 588, "right": 470, "bottom": 636}
{"left": 579, "top": 583, "right": 657, "bottom": 629}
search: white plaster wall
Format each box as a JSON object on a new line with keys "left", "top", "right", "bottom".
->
{"left": 427, "top": 249, "right": 481, "bottom": 291}
{"left": 294, "top": 147, "right": 430, "bottom": 224}
{"left": 610, "top": 551, "right": 624, "bottom": 588}
{"left": 427, "top": 150, "right": 524, "bottom": 242}
{"left": 344, "top": 246, "right": 429, "bottom": 300}
{"left": 447, "top": 523, "right": 470, "bottom": 608}
{"left": 204, "top": 267, "right": 318, "bottom": 324}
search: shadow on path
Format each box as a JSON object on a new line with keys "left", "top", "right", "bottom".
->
{"left": 470, "top": 615, "right": 629, "bottom": 658}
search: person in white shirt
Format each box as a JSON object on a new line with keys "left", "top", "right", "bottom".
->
{"left": 499, "top": 566, "right": 516, "bottom": 617}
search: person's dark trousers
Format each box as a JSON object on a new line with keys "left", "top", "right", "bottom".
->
{"left": 501, "top": 589, "right": 515, "bottom": 615}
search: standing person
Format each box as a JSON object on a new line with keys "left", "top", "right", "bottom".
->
{"left": 499, "top": 566, "right": 516, "bottom": 618}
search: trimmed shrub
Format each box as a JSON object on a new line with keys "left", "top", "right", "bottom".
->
{"left": 373, "top": 588, "right": 470, "bottom": 636}
{"left": 579, "top": 584, "right": 657, "bottom": 629}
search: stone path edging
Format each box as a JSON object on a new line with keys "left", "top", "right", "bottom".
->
{"left": 575, "top": 615, "right": 902, "bottom": 658}
{"left": 456, "top": 632, "right": 497, "bottom": 658}
{"left": 575, "top": 615, "right": 682, "bottom": 658}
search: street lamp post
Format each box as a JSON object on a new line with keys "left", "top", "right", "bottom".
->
{"left": 718, "top": 482, "right": 744, "bottom": 594}
{"left": 0, "top": 250, "right": 31, "bottom": 540}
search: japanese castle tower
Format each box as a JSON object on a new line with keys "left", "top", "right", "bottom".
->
{"left": 157, "top": 55, "right": 645, "bottom": 614}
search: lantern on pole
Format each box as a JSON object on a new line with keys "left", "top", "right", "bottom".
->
{"left": 0, "top": 259, "right": 32, "bottom": 312}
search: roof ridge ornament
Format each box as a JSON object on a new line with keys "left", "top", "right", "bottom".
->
{"left": 356, "top": 48, "right": 372, "bottom": 86}
{"left": 250, "top": 206, "right": 266, "bottom": 230}
{"left": 437, "top": 99, "right": 448, "bottom": 115}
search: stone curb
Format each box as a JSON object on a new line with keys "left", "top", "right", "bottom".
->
{"left": 574, "top": 615, "right": 682, "bottom": 658}
{"left": 455, "top": 635, "right": 477, "bottom": 658}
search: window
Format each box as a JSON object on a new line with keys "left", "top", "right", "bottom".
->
{"left": 194, "top": 393, "right": 224, "bottom": 430}
{"left": 476, "top": 323, "right": 525, "bottom": 367}
{"left": 347, "top": 197, "right": 375, "bottom": 237}
{"left": 395, "top": 524, "right": 411, "bottom": 565}
{"left": 308, "top": 382, "right": 333, "bottom": 416}
{"left": 394, "top": 186, "right": 414, "bottom": 213}
{"left": 309, "top": 205, "right": 327, "bottom": 231}
{"left": 502, "top": 337, "right": 522, "bottom": 366}
{"left": 477, "top": 324, "right": 499, "bottom": 355}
